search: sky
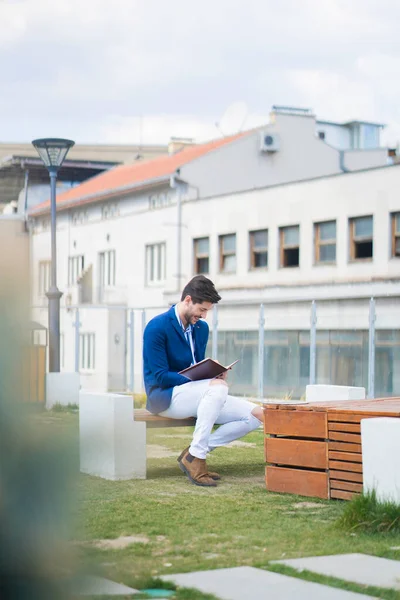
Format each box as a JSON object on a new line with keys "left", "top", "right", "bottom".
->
{"left": 1, "top": 0, "right": 400, "bottom": 147}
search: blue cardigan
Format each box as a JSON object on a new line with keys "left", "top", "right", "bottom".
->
{"left": 143, "top": 306, "right": 209, "bottom": 414}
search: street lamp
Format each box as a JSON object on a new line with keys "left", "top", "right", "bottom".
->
{"left": 32, "top": 138, "right": 75, "bottom": 372}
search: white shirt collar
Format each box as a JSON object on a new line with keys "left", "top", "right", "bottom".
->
{"left": 175, "top": 304, "right": 192, "bottom": 333}
{"left": 174, "top": 304, "right": 196, "bottom": 364}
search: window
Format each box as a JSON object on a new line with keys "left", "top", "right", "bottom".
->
{"left": 79, "top": 333, "right": 95, "bottom": 370}
{"left": 350, "top": 125, "right": 361, "bottom": 150}
{"left": 315, "top": 221, "right": 336, "bottom": 264}
{"left": 219, "top": 234, "right": 236, "bottom": 273}
{"left": 193, "top": 237, "right": 209, "bottom": 274}
{"left": 279, "top": 225, "right": 300, "bottom": 268}
{"left": 38, "top": 260, "right": 51, "bottom": 296}
{"left": 363, "top": 124, "right": 379, "bottom": 149}
{"left": 99, "top": 250, "right": 116, "bottom": 287}
{"left": 71, "top": 210, "right": 88, "bottom": 225}
{"left": 41, "top": 218, "right": 50, "bottom": 231}
{"left": 149, "top": 192, "right": 173, "bottom": 210}
{"left": 68, "top": 255, "right": 85, "bottom": 285}
{"left": 318, "top": 131, "right": 326, "bottom": 140}
{"left": 146, "top": 243, "right": 166, "bottom": 284}
{"left": 249, "top": 229, "right": 268, "bottom": 269}
{"left": 349, "top": 216, "right": 373, "bottom": 260}
{"left": 101, "top": 203, "right": 119, "bottom": 219}
{"left": 391, "top": 213, "right": 400, "bottom": 258}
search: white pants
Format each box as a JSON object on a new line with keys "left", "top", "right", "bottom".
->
{"left": 159, "top": 379, "right": 262, "bottom": 459}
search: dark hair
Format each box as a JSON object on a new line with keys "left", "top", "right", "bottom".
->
{"left": 181, "top": 275, "right": 221, "bottom": 304}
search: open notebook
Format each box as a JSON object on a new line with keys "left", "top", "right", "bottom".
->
{"left": 179, "top": 358, "right": 239, "bottom": 382}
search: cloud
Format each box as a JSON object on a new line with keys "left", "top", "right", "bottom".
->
{"left": 287, "top": 70, "right": 376, "bottom": 123}
{"left": 97, "top": 108, "right": 268, "bottom": 145}
{"left": 0, "top": 2, "right": 27, "bottom": 47}
{"left": 1, "top": 0, "right": 400, "bottom": 146}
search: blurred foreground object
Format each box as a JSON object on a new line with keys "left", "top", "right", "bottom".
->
{"left": 0, "top": 252, "right": 76, "bottom": 598}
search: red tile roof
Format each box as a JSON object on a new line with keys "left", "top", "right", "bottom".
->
{"left": 31, "top": 131, "right": 248, "bottom": 215}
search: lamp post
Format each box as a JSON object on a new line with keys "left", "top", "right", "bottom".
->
{"left": 32, "top": 138, "right": 75, "bottom": 372}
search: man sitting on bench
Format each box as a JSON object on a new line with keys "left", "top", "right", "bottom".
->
{"left": 143, "top": 275, "right": 263, "bottom": 487}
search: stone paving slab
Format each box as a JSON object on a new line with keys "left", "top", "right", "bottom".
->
{"left": 272, "top": 553, "right": 400, "bottom": 590}
{"left": 74, "top": 575, "right": 139, "bottom": 596}
{"left": 162, "top": 566, "right": 375, "bottom": 599}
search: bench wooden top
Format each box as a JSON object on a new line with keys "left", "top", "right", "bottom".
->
{"left": 134, "top": 408, "right": 195, "bottom": 428}
{"left": 264, "top": 397, "right": 400, "bottom": 417}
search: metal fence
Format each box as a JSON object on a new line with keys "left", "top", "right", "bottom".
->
{"left": 31, "top": 297, "right": 400, "bottom": 400}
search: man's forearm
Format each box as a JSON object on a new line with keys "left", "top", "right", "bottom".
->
{"left": 153, "top": 368, "right": 189, "bottom": 389}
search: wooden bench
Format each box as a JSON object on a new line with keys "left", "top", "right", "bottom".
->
{"left": 133, "top": 408, "right": 195, "bottom": 429}
{"left": 264, "top": 396, "right": 400, "bottom": 500}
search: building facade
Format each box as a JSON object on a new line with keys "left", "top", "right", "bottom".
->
{"left": 29, "top": 108, "right": 399, "bottom": 399}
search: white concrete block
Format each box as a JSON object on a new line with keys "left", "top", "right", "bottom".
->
{"left": 46, "top": 372, "right": 80, "bottom": 409}
{"left": 79, "top": 392, "right": 146, "bottom": 480}
{"left": 306, "top": 384, "right": 366, "bottom": 403}
{"left": 361, "top": 417, "right": 400, "bottom": 504}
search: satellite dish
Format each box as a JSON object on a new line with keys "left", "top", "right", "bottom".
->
{"left": 216, "top": 102, "right": 249, "bottom": 136}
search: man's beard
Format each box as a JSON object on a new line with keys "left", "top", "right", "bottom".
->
{"left": 181, "top": 309, "right": 193, "bottom": 327}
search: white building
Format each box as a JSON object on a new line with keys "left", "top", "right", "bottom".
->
{"left": 29, "top": 107, "right": 399, "bottom": 399}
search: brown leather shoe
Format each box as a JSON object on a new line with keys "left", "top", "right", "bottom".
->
{"left": 178, "top": 451, "right": 217, "bottom": 487}
{"left": 178, "top": 447, "right": 221, "bottom": 480}
{"left": 177, "top": 446, "right": 190, "bottom": 462}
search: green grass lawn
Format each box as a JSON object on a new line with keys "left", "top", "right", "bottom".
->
{"left": 37, "top": 410, "right": 400, "bottom": 599}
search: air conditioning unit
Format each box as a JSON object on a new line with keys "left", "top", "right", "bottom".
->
{"left": 260, "top": 132, "right": 280, "bottom": 152}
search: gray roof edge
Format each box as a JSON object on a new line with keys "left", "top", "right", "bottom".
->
{"left": 0, "top": 155, "right": 118, "bottom": 169}
{"left": 29, "top": 174, "right": 172, "bottom": 217}
{"left": 317, "top": 118, "right": 385, "bottom": 128}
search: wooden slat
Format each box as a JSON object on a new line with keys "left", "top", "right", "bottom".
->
{"left": 329, "top": 441, "right": 362, "bottom": 453}
{"left": 23, "top": 346, "right": 46, "bottom": 403}
{"left": 329, "top": 405, "right": 400, "bottom": 413}
{"left": 265, "top": 438, "right": 328, "bottom": 469}
{"left": 329, "top": 460, "right": 363, "bottom": 472}
{"left": 329, "top": 451, "right": 362, "bottom": 463}
{"left": 330, "top": 480, "right": 363, "bottom": 493}
{"left": 328, "top": 413, "right": 369, "bottom": 423}
{"left": 264, "top": 409, "right": 327, "bottom": 438}
{"left": 265, "top": 404, "right": 312, "bottom": 411}
{"left": 328, "top": 422, "right": 360, "bottom": 433}
{"left": 328, "top": 410, "right": 400, "bottom": 421}
{"left": 134, "top": 409, "right": 195, "bottom": 428}
{"left": 329, "top": 431, "right": 361, "bottom": 444}
{"left": 329, "top": 470, "right": 363, "bottom": 483}
{"left": 266, "top": 466, "right": 329, "bottom": 499}
{"left": 143, "top": 419, "right": 195, "bottom": 429}
{"left": 29, "top": 346, "right": 38, "bottom": 402}
{"left": 268, "top": 400, "right": 400, "bottom": 417}
{"left": 299, "top": 398, "right": 400, "bottom": 412}
{"left": 330, "top": 489, "right": 356, "bottom": 501}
